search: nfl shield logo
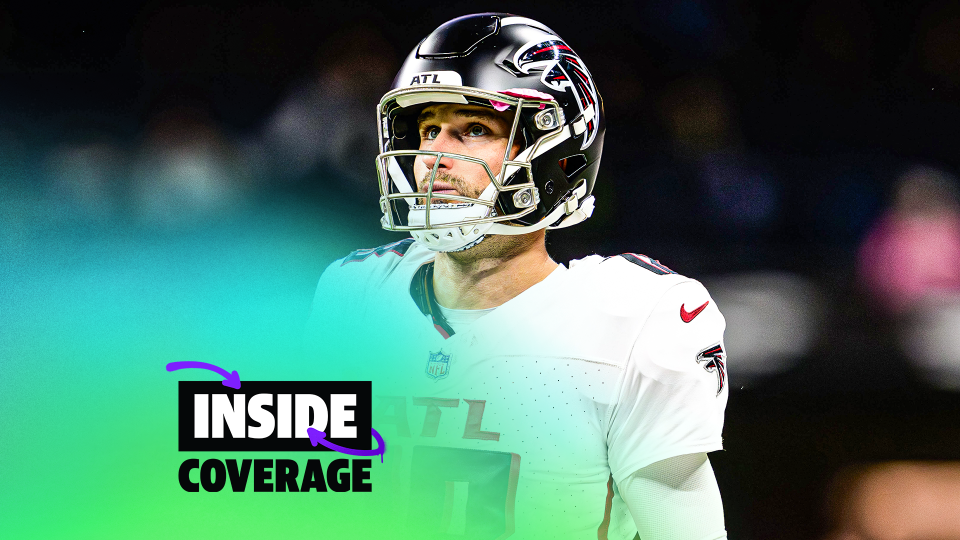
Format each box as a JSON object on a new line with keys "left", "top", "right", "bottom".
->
{"left": 425, "top": 350, "right": 451, "bottom": 380}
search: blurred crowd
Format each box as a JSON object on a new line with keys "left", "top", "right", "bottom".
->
{"left": 3, "top": 1, "right": 960, "bottom": 538}
{"left": 0, "top": 22, "right": 395, "bottom": 238}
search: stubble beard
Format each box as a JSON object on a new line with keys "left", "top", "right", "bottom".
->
{"left": 416, "top": 170, "right": 543, "bottom": 261}
{"left": 443, "top": 230, "right": 543, "bottom": 264}
{"left": 416, "top": 171, "right": 482, "bottom": 205}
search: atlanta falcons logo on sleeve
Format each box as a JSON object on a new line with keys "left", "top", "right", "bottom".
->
{"left": 513, "top": 38, "right": 599, "bottom": 150}
{"left": 696, "top": 344, "right": 726, "bottom": 396}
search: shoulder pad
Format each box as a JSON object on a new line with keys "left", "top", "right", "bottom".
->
{"left": 604, "top": 253, "right": 677, "bottom": 275}
{"left": 340, "top": 239, "right": 415, "bottom": 266}
{"left": 564, "top": 252, "right": 691, "bottom": 320}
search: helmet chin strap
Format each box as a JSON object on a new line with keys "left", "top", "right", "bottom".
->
{"left": 410, "top": 170, "right": 594, "bottom": 252}
{"left": 487, "top": 186, "right": 595, "bottom": 235}
{"left": 407, "top": 181, "right": 498, "bottom": 251}
{"left": 414, "top": 188, "right": 594, "bottom": 252}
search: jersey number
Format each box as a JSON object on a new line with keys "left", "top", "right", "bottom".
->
{"left": 409, "top": 446, "right": 521, "bottom": 539}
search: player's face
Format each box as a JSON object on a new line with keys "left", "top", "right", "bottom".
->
{"left": 414, "top": 104, "right": 522, "bottom": 203}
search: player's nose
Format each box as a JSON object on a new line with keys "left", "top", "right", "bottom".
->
{"left": 421, "top": 131, "right": 459, "bottom": 170}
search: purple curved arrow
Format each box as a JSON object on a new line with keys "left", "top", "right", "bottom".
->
{"left": 307, "top": 428, "right": 386, "bottom": 463}
{"left": 166, "top": 361, "right": 241, "bottom": 389}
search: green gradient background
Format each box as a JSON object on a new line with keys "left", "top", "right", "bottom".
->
{"left": 1, "top": 204, "right": 405, "bottom": 538}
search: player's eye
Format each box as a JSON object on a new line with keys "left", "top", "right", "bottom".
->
{"left": 466, "top": 125, "right": 488, "bottom": 137}
{"left": 421, "top": 126, "right": 440, "bottom": 140}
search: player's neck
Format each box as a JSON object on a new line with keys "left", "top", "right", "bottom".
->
{"left": 432, "top": 232, "right": 558, "bottom": 310}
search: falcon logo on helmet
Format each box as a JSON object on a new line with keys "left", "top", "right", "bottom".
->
{"left": 514, "top": 39, "right": 599, "bottom": 150}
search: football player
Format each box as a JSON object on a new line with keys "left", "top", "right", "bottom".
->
{"left": 306, "top": 13, "right": 728, "bottom": 540}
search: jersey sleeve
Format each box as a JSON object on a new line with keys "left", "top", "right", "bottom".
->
{"left": 303, "top": 240, "right": 420, "bottom": 369}
{"left": 606, "top": 279, "right": 728, "bottom": 485}
{"left": 618, "top": 453, "right": 727, "bottom": 540}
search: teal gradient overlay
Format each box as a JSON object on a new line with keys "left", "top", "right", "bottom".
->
{"left": 2, "top": 201, "right": 625, "bottom": 539}
{"left": 1, "top": 204, "right": 405, "bottom": 538}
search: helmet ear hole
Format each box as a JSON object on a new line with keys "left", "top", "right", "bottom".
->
{"left": 558, "top": 154, "right": 587, "bottom": 178}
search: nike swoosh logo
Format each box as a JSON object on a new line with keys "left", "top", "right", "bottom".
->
{"left": 680, "top": 301, "right": 710, "bottom": 323}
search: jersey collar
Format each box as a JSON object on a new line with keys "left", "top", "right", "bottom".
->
{"left": 409, "top": 261, "right": 456, "bottom": 339}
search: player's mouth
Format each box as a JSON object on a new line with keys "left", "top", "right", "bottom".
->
{"left": 419, "top": 181, "right": 464, "bottom": 203}
{"left": 421, "top": 181, "right": 459, "bottom": 196}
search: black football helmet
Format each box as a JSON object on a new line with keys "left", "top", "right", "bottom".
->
{"left": 375, "top": 13, "right": 605, "bottom": 251}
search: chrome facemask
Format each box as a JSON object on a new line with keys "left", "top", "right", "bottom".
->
{"left": 375, "top": 85, "right": 566, "bottom": 252}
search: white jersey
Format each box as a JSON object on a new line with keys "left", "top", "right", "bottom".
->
{"left": 304, "top": 239, "right": 728, "bottom": 540}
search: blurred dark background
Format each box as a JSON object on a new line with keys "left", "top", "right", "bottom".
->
{"left": 3, "top": 1, "right": 960, "bottom": 538}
